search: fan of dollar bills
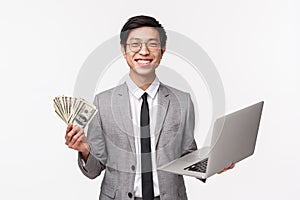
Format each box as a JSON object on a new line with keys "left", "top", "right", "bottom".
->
{"left": 53, "top": 95, "right": 98, "bottom": 128}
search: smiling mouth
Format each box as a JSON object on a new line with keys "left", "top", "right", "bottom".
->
{"left": 135, "top": 59, "right": 153, "bottom": 66}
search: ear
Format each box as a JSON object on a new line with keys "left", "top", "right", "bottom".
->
{"left": 120, "top": 45, "right": 126, "bottom": 58}
{"left": 161, "top": 48, "right": 166, "bottom": 58}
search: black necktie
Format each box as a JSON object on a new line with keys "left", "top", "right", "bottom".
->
{"left": 140, "top": 93, "right": 154, "bottom": 200}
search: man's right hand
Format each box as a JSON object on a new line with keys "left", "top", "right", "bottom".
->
{"left": 65, "top": 123, "right": 90, "bottom": 162}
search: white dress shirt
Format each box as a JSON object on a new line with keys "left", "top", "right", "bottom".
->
{"left": 125, "top": 75, "right": 160, "bottom": 198}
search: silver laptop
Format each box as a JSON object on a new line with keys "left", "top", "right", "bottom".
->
{"left": 158, "top": 101, "right": 264, "bottom": 182}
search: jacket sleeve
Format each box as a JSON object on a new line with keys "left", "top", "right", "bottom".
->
{"left": 181, "top": 93, "right": 197, "bottom": 156}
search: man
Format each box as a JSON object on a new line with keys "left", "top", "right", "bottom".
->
{"left": 65, "top": 15, "right": 232, "bottom": 200}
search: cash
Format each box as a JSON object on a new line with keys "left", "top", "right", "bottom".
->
{"left": 53, "top": 95, "right": 98, "bottom": 128}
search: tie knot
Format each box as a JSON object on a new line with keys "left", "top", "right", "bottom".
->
{"left": 142, "top": 93, "right": 148, "bottom": 101}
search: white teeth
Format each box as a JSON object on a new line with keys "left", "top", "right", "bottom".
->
{"left": 137, "top": 60, "right": 150, "bottom": 64}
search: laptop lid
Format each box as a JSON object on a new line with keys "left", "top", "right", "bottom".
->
{"left": 157, "top": 101, "right": 264, "bottom": 181}
{"left": 206, "top": 101, "right": 264, "bottom": 178}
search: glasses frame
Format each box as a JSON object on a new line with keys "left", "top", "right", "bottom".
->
{"left": 126, "top": 41, "right": 161, "bottom": 53}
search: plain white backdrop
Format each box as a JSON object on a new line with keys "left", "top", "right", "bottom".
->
{"left": 0, "top": 0, "right": 299, "bottom": 199}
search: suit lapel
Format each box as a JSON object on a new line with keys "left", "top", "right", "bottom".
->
{"left": 112, "top": 83, "right": 170, "bottom": 152}
{"left": 155, "top": 84, "right": 170, "bottom": 148}
{"left": 112, "top": 83, "right": 136, "bottom": 154}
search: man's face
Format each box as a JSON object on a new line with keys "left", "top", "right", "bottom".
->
{"left": 121, "top": 26, "right": 165, "bottom": 78}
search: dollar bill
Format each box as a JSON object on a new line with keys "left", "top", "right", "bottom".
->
{"left": 73, "top": 103, "right": 98, "bottom": 128}
{"left": 53, "top": 95, "right": 97, "bottom": 128}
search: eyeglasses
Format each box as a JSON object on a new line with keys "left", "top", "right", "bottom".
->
{"left": 126, "top": 41, "right": 161, "bottom": 53}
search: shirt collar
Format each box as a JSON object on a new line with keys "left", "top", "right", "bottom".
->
{"left": 126, "top": 75, "right": 160, "bottom": 99}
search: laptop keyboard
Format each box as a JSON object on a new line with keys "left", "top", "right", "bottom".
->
{"left": 184, "top": 158, "right": 208, "bottom": 173}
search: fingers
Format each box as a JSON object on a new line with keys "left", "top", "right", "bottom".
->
{"left": 65, "top": 124, "right": 78, "bottom": 142}
{"left": 65, "top": 123, "right": 75, "bottom": 142}
{"left": 224, "top": 163, "right": 235, "bottom": 171}
{"left": 66, "top": 123, "right": 73, "bottom": 134}
{"left": 65, "top": 125, "right": 88, "bottom": 152}
{"left": 68, "top": 128, "right": 85, "bottom": 147}
{"left": 75, "top": 134, "right": 90, "bottom": 155}
{"left": 218, "top": 163, "right": 235, "bottom": 174}
{"left": 228, "top": 163, "right": 235, "bottom": 169}
{"left": 65, "top": 124, "right": 77, "bottom": 144}
{"left": 65, "top": 125, "right": 82, "bottom": 145}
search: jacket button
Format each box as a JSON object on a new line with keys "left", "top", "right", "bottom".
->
{"left": 128, "top": 192, "right": 133, "bottom": 198}
{"left": 131, "top": 165, "right": 135, "bottom": 171}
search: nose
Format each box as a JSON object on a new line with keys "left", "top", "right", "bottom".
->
{"left": 139, "top": 43, "right": 150, "bottom": 55}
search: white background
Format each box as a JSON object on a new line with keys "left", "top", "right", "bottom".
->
{"left": 1, "top": 0, "right": 299, "bottom": 199}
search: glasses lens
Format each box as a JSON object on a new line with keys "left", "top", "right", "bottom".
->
{"left": 128, "top": 42, "right": 160, "bottom": 52}
{"left": 147, "top": 42, "right": 160, "bottom": 51}
{"left": 129, "top": 42, "right": 140, "bottom": 52}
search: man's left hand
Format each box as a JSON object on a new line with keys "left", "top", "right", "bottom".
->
{"left": 218, "top": 163, "right": 235, "bottom": 174}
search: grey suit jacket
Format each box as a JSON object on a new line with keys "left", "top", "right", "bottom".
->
{"left": 78, "top": 82, "right": 197, "bottom": 200}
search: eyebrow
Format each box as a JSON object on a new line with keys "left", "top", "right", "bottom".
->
{"left": 129, "top": 38, "right": 159, "bottom": 42}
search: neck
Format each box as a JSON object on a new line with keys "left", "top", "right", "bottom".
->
{"left": 129, "top": 72, "right": 156, "bottom": 91}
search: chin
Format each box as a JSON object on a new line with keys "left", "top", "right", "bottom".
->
{"left": 132, "top": 66, "right": 156, "bottom": 77}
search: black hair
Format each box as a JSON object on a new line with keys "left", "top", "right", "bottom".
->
{"left": 120, "top": 15, "right": 167, "bottom": 49}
